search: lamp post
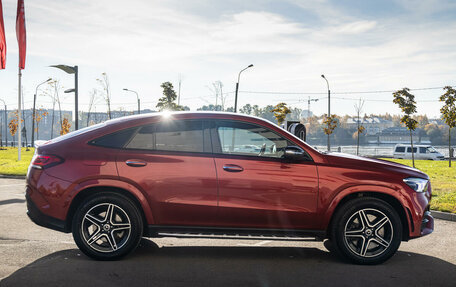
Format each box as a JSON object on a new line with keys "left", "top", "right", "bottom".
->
{"left": 31, "top": 78, "right": 52, "bottom": 146}
{"left": 50, "top": 65, "right": 79, "bottom": 130}
{"left": 234, "top": 64, "right": 253, "bottom": 113}
{"left": 123, "top": 88, "right": 140, "bottom": 114}
{"left": 0, "top": 98, "right": 6, "bottom": 147}
{"left": 321, "top": 74, "right": 331, "bottom": 151}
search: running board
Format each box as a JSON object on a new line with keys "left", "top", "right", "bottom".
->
{"left": 145, "top": 225, "right": 326, "bottom": 241}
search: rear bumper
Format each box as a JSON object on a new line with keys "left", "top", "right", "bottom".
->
{"left": 25, "top": 192, "right": 69, "bottom": 233}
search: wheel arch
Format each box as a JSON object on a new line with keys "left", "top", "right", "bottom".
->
{"left": 325, "top": 191, "right": 412, "bottom": 241}
{"left": 64, "top": 183, "right": 154, "bottom": 236}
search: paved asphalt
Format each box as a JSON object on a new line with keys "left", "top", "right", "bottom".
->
{"left": 0, "top": 178, "right": 455, "bottom": 287}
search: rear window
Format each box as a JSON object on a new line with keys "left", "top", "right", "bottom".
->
{"left": 395, "top": 146, "right": 405, "bottom": 152}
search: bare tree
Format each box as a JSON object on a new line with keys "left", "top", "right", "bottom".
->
{"left": 87, "top": 89, "right": 98, "bottom": 127}
{"left": 97, "top": 73, "right": 112, "bottom": 119}
{"left": 354, "top": 99, "right": 365, "bottom": 156}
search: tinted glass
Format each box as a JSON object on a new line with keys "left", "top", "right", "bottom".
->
{"left": 395, "top": 147, "right": 405, "bottom": 152}
{"left": 216, "top": 121, "right": 292, "bottom": 158}
{"left": 90, "top": 127, "right": 137, "bottom": 148}
{"left": 406, "top": 147, "right": 417, "bottom": 153}
{"left": 125, "top": 125, "right": 155, "bottom": 150}
{"left": 419, "top": 147, "right": 427, "bottom": 153}
{"left": 155, "top": 120, "right": 204, "bottom": 152}
{"left": 125, "top": 120, "right": 204, "bottom": 152}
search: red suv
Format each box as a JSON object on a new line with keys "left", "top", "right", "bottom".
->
{"left": 26, "top": 112, "right": 434, "bottom": 264}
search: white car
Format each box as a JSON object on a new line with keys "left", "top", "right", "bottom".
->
{"left": 393, "top": 144, "right": 444, "bottom": 160}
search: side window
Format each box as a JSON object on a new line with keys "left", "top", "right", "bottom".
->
{"left": 215, "top": 121, "right": 294, "bottom": 158}
{"left": 406, "top": 147, "right": 417, "bottom": 153}
{"left": 125, "top": 120, "right": 204, "bottom": 153}
{"left": 395, "top": 146, "right": 405, "bottom": 153}
{"left": 419, "top": 147, "right": 427, "bottom": 154}
{"left": 90, "top": 127, "right": 137, "bottom": 149}
{"left": 155, "top": 120, "right": 204, "bottom": 152}
{"left": 125, "top": 125, "right": 154, "bottom": 150}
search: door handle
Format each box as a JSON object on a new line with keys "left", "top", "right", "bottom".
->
{"left": 223, "top": 164, "right": 244, "bottom": 172}
{"left": 125, "top": 160, "right": 147, "bottom": 167}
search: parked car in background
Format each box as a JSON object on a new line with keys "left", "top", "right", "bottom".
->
{"left": 26, "top": 112, "right": 433, "bottom": 265}
{"left": 393, "top": 144, "right": 444, "bottom": 160}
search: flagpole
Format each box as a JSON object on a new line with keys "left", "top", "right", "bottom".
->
{"left": 18, "top": 65, "right": 22, "bottom": 160}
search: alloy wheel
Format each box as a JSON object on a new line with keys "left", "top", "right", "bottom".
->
{"left": 81, "top": 203, "right": 132, "bottom": 253}
{"left": 343, "top": 208, "right": 393, "bottom": 258}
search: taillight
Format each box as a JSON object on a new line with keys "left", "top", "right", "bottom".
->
{"left": 31, "top": 155, "right": 64, "bottom": 169}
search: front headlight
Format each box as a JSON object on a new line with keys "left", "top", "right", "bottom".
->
{"left": 403, "top": 177, "right": 429, "bottom": 193}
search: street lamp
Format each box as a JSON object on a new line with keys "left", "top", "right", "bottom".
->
{"left": 0, "top": 98, "right": 6, "bottom": 147}
{"left": 50, "top": 65, "right": 79, "bottom": 130}
{"left": 321, "top": 74, "right": 331, "bottom": 151}
{"left": 31, "top": 78, "right": 52, "bottom": 146}
{"left": 234, "top": 64, "right": 253, "bottom": 113}
{"left": 123, "top": 88, "right": 140, "bottom": 114}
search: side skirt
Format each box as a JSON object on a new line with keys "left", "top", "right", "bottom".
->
{"left": 145, "top": 225, "right": 326, "bottom": 241}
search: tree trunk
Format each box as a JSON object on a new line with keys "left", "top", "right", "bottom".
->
{"left": 449, "top": 127, "right": 452, "bottom": 168}
{"left": 410, "top": 129, "right": 415, "bottom": 168}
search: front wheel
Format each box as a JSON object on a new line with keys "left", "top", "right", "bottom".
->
{"left": 72, "top": 192, "right": 143, "bottom": 260}
{"left": 330, "top": 197, "right": 402, "bottom": 265}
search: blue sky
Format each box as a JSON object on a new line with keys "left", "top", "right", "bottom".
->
{"left": 0, "top": 0, "right": 455, "bottom": 118}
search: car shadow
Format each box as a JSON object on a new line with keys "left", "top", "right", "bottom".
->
{"left": 1, "top": 238, "right": 455, "bottom": 287}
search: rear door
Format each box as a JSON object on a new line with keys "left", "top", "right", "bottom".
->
{"left": 211, "top": 120, "right": 319, "bottom": 230}
{"left": 115, "top": 119, "right": 218, "bottom": 226}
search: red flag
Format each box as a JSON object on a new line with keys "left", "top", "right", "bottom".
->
{"left": 16, "top": 0, "right": 26, "bottom": 69}
{"left": 0, "top": 0, "right": 6, "bottom": 69}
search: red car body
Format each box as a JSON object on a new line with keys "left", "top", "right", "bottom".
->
{"left": 26, "top": 112, "right": 434, "bottom": 263}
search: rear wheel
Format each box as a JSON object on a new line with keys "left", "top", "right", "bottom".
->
{"left": 330, "top": 197, "right": 402, "bottom": 265}
{"left": 72, "top": 192, "right": 143, "bottom": 260}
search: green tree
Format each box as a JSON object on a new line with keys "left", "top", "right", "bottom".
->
{"left": 270, "top": 103, "right": 291, "bottom": 125}
{"left": 440, "top": 86, "right": 456, "bottom": 167}
{"left": 393, "top": 88, "right": 418, "bottom": 167}
{"left": 323, "top": 114, "right": 338, "bottom": 148}
{"left": 156, "top": 82, "right": 184, "bottom": 111}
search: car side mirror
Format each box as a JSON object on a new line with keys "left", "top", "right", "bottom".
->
{"left": 284, "top": 146, "right": 307, "bottom": 161}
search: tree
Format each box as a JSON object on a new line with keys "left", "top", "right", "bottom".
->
{"left": 86, "top": 89, "right": 98, "bottom": 127}
{"left": 156, "top": 82, "right": 184, "bottom": 111}
{"left": 323, "top": 114, "right": 338, "bottom": 147}
{"left": 270, "top": 103, "right": 291, "bottom": 125}
{"left": 393, "top": 88, "right": 418, "bottom": 167}
{"left": 239, "top": 104, "right": 253, "bottom": 115}
{"left": 60, "top": 118, "right": 71, "bottom": 135}
{"left": 34, "top": 108, "right": 48, "bottom": 140}
{"left": 8, "top": 110, "right": 23, "bottom": 146}
{"left": 97, "top": 73, "right": 112, "bottom": 119}
{"left": 440, "top": 86, "right": 456, "bottom": 167}
{"left": 354, "top": 99, "right": 365, "bottom": 155}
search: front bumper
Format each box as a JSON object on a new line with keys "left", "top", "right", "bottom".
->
{"left": 421, "top": 210, "right": 434, "bottom": 236}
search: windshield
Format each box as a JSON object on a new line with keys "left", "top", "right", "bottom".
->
{"left": 427, "top": 147, "right": 439, "bottom": 153}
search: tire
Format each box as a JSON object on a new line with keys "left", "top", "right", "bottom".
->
{"left": 72, "top": 192, "right": 143, "bottom": 260}
{"left": 330, "top": 197, "right": 402, "bottom": 265}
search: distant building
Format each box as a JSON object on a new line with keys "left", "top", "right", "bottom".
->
{"left": 375, "top": 127, "right": 430, "bottom": 144}
{"left": 345, "top": 117, "right": 394, "bottom": 135}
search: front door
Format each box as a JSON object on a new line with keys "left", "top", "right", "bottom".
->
{"left": 212, "top": 120, "right": 319, "bottom": 230}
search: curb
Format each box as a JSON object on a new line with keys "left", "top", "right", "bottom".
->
{"left": 0, "top": 175, "right": 26, "bottom": 179}
{"left": 431, "top": 210, "right": 456, "bottom": 222}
